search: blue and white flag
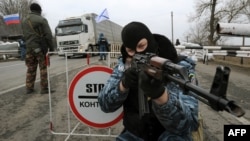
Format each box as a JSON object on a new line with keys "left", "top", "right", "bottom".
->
{"left": 95, "top": 8, "right": 109, "bottom": 23}
{"left": 3, "top": 13, "right": 20, "bottom": 25}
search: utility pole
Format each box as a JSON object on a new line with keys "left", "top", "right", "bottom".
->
{"left": 171, "top": 11, "right": 174, "bottom": 44}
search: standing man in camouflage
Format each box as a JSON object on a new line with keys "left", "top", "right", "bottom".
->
{"left": 22, "top": 3, "right": 54, "bottom": 94}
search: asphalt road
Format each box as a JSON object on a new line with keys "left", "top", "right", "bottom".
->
{"left": 195, "top": 61, "right": 250, "bottom": 141}
{"left": 0, "top": 56, "right": 249, "bottom": 141}
{"left": 0, "top": 55, "right": 95, "bottom": 94}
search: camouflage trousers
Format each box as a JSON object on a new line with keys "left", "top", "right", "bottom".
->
{"left": 26, "top": 51, "right": 48, "bottom": 90}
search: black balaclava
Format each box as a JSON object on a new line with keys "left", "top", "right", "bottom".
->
{"left": 153, "top": 34, "right": 179, "bottom": 63}
{"left": 30, "top": 3, "right": 42, "bottom": 14}
{"left": 120, "top": 44, "right": 128, "bottom": 63}
{"left": 121, "top": 22, "right": 158, "bottom": 54}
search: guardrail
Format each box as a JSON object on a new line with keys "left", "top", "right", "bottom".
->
{"left": 216, "top": 23, "right": 250, "bottom": 37}
{"left": 175, "top": 45, "right": 250, "bottom": 50}
{"left": 175, "top": 45, "right": 250, "bottom": 65}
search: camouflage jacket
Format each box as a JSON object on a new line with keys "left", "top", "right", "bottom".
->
{"left": 22, "top": 11, "right": 54, "bottom": 53}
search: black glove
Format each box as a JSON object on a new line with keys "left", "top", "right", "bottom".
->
{"left": 139, "top": 71, "right": 165, "bottom": 99}
{"left": 49, "top": 47, "right": 55, "bottom": 52}
{"left": 121, "top": 67, "right": 138, "bottom": 89}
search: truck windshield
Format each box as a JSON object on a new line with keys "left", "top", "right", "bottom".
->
{"left": 56, "top": 25, "right": 84, "bottom": 36}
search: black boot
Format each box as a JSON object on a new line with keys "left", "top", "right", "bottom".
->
{"left": 26, "top": 89, "right": 34, "bottom": 94}
{"left": 40, "top": 88, "right": 55, "bottom": 94}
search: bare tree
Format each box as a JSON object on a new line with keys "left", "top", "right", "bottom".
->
{"left": 187, "top": 0, "right": 249, "bottom": 45}
{"left": 184, "top": 21, "right": 209, "bottom": 45}
{"left": 0, "top": 0, "right": 37, "bottom": 36}
{"left": 244, "top": 0, "right": 250, "bottom": 20}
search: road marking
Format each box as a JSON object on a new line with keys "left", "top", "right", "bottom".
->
{"left": 0, "top": 83, "right": 26, "bottom": 95}
{"left": 0, "top": 62, "right": 24, "bottom": 69}
{"left": 236, "top": 117, "right": 250, "bottom": 125}
{"left": 0, "top": 61, "right": 100, "bottom": 96}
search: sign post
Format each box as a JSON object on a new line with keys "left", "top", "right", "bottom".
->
{"left": 68, "top": 66, "right": 123, "bottom": 128}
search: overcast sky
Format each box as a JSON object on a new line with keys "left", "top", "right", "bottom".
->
{"left": 38, "top": 0, "right": 249, "bottom": 45}
{"left": 38, "top": 0, "right": 196, "bottom": 42}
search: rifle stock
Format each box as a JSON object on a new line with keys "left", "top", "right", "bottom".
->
{"left": 132, "top": 53, "right": 245, "bottom": 118}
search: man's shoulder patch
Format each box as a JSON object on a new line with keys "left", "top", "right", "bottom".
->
{"left": 118, "top": 64, "right": 125, "bottom": 72}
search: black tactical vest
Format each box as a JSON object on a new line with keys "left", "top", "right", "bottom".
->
{"left": 122, "top": 88, "right": 165, "bottom": 141}
{"left": 122, "top": 34, "right": 179, "bottom": 140}
{"left": 99, "top": 37, "right": 107, "bottom": 46}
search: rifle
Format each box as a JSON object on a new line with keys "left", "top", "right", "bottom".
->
{"left": 131, "top": 53, "right": 245, "bottom": 118}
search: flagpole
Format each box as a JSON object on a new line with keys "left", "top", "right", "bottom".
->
{"left": 109, "top": 21, "right": 115, "bottom": 44}
{"left": 96, "top": 9, "right": 115, "bottom": 43}
{"left": 171, "top": 11, "right": 174, "bottom": 44}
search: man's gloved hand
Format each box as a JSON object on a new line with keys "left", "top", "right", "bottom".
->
{"left": 121, "top": 67, "right": 138, "bottom": 89}
{"left": 49, "top": 47, "right": 55, "bottom": 52}
{"left": 139, "top": 71, "right": 165, "bottom": 99}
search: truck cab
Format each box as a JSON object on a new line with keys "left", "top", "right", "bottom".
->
{"left": 55, "top": 13, "right": 97, "bottom": 57}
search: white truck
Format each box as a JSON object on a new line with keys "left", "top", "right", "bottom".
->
{"left": 55, "top": 13, "right": 123, "bottom": 57}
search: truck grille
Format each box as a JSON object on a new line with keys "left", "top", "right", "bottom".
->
{"left": 59, "top": 40, "right": 79, "bottom": 45}
{"left": 61, "top": 46, "right": 78, "bottom": 50}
